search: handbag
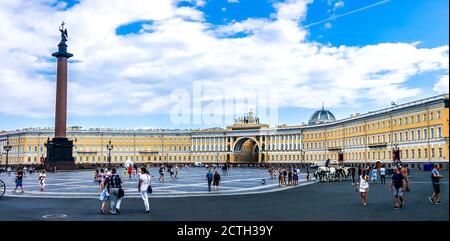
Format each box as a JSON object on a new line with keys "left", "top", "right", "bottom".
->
{"left": 118, "top": 188, "right": 125, "bottom": 198}
{"left": 99, "top": 188, "right": 107, "bottom": 201}
{"left": 146, "top": 174, "right": 152, "bottom": 194}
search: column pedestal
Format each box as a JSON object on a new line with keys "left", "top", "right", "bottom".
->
{"left": 45, "top": 138, "right": 76, "bottom": 170}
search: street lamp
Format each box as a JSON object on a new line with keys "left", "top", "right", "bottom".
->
{"left": 217, "top": 152, "right": 220, "bottom": 166}
{"left": 106, "top": 140, "right": 113, "bottom": 169}
{"left": 3, "top": 135, "right": 12, "bottom": 167}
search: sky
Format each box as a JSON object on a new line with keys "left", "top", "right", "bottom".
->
{"left": 0, "top": 0, "right": 448, "bottom": 131}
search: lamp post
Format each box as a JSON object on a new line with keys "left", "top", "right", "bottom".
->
{"left": 216, "top": 152, "right": 220, "bottom": 166}
{"left": 3, "top": 135, "right": 12, "bottom": 167}
{"left": 106, "top": 140, "right": 113, "bottom": 169}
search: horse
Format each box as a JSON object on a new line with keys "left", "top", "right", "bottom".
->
{"left": 315, "top": 166, "right": 337, "bottom": 182}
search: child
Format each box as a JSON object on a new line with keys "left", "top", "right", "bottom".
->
{"left": 39, "top": 170, "right": 47, "bottom": 191}
{"left": 371, "top": 168, "right": 378, "bottom": 183}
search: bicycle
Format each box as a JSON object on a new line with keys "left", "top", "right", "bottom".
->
{"left": 0, "top": 179, "right": 5, "bottom": 198}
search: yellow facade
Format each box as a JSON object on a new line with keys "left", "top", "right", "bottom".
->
{"left": 0, "top": 94, "right": 448, "bottom": 166}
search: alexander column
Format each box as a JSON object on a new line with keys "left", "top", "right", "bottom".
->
{"left": 45, "top": 22, "right": 75, "bottom": 171}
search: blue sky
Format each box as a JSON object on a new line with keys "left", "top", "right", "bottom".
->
{"left": 0, "top": 0, "right": 448, "bottom": 130}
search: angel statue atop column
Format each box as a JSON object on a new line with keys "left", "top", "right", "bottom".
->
{"left": 59, "top": 21, "right": 68, "bottom": 43}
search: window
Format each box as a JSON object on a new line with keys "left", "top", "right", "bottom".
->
{"left": 424, "top": 128, "right": 428, "bottom": 139}
{"left": 418, "top": 149, "right": 421, "bottom": 158}
{"left": 399, "top": 132, "right": 402, "bottom": 141}
{"left": 405, "top": 131, "right": 408, "bottom": 141}
{"left": 417, "top": 130, "right": 421, "bottom": 140}
{"left": 411, "top": 149, "right": 415, "bottom": 158}
{"left": 438, "top": 127, "right": 442, "bottom": 138}
{"left": 399, "top": 118, "right": 402, "bottom": 125}
{"left": 410, "top": 116, "right": 414, "bottom": 123}
{"left": 431, "top": 148, "right": 435, "bottom": 158}
{"left": 417, "top": 114, "right": 420, "bottom": 122}
{"left": 423, "top": 114, "right": 427, "bottom": 122}
{"left": 437, "top": 111, "right": 441, "bottom": 119}
{"left": 424, "top": 148, "right": 428, "bottom": 158}
{"left": 394, "top": 133, "right": 397, "bottom": 142}
{"left": 405, "top": 117, "right": 408, "bottom": 124}
{"left": 439, "top": 148, "right": 442, "bottom": 158}
{"left": 430, "top": 128, "right": 435, "bottom": 139}
{"left": 430, "top": 112, "right": 434, "bottom": 120}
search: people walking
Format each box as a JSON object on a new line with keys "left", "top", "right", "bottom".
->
{"left": 293, "top": 167, "right": 299, "bottom": 186}
{"left": 38, "top": 170, "right": 46, "bottom": 191}
{"left": 350, "top": 167, "right": 356, "bottom": 185}
{"left": 213, "top": 169, "right": 221, "bottom": 191}
{"left": 138, "top": 167, "right": 151, "bottom": 213}
{"left": 98, "top": 169, "right": 105, "bottom": 191}
{"left": 429, "top": 164, "right": 443, "bottom": 205}
{"left": 206, "top": 169, "right": 213, "bottom": 192}
{"left": 159, "top": 165, "right": 165, "bottom": 181}
{"left": 401, "top": 165, "right": 409, "bottom": 192}
{"left": 371, "top": 167, "right": 378, "bottom": 183}
{"left": 358, "top": 169, "right": 369, "bottom": 206}
{"left": 106, "top": 167, "right": 122, "bottom": 215}
{"left": 278, "top": 168, "right": 283, "bottom": 186}
{"left": 379, "top": 165, "right": 386, "bottom": 184}
{"left": 169, "top": 166, "right": 175, "bottom": 180}
{"left": 389, "top": 166, "right": 406, "bottom": 209}
{"left": 175, "top": 165, "right": 179, "bottom": 179}
{"left": 282, "top": 168, "right": 288, "bottom": 186}
{"left": 127, "top": 165, "right": 133, "bottom": 180}
{"left": 287, "top": 168, "right": 293, "bottom": 186}
{"left": 306, "top": 165, "right": 310, "bottom": 181}
{"left": 12, "top": 168, "right": 24, "bottom": 193}
{"left": 99, "top": 173, "right": 109, "bottom": 214}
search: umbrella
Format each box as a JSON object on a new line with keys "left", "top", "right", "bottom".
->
{"left": 124, "top": 159, "right": 133, "bottom": 168}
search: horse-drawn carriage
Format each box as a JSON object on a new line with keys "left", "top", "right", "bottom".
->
{"left": 312, "top": 161, "right": 350, "bottom": 182}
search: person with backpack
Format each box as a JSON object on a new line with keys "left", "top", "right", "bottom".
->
{"left": 206, "top": 169, "right": 214, "bottom": 192}
{"left": 138, "top": 167, "right": 151, "bottom": 213}
{"left": 106, "top": 167, "right": 122, "bottom": 215}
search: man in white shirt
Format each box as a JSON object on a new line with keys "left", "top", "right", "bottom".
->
{"left": 379, "top": 165, "right": 386, "bottom": 184}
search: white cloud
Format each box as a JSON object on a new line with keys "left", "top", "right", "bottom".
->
{"left": 227, "top": 0, "right": 240, "bottom": 3}
{"left": 334, "top": 0, "right": 344, "bottom": 10}
{"left": 324, "top": 22, "right": 332, "bottom": 28}
{"left": 274, "top": 0, "right": 313, "bottom": 21}
{"left": 0, "top": 0, "right": 448, "bottom": 120}
{"left": 433, "top": 75, "right": 449, "bottom": 94}
{"left": 196, "top": 0, "right": 206, "bottom": 7}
